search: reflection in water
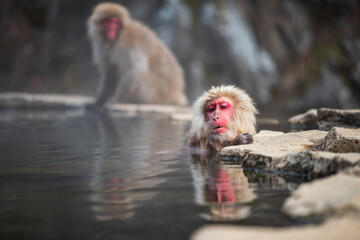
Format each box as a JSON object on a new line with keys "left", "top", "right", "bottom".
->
{"left": 188, "top": 153, "right": 300, "bottom": 222}
{"left": 88, "top": 112, "right": 186, "bottom": 221}
{"left": 189, "top": 154, "right": 256, "bottom": 221}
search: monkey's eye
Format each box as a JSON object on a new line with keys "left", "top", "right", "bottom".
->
{"left": 207, "top": 105, "right": 216, "bottom": 112}
{"left": 220, "top": 103, "right": 230, "bottom": 110}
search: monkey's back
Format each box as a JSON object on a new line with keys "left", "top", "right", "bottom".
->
{"left": 119, "top": 20, "right": 188, "bottom": 105}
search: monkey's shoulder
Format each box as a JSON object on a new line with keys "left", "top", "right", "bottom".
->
{"left": 123, "top": 20, "right": 160, "bottom": 45}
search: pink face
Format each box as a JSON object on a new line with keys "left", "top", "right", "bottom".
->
{"left": 205, "top": 97, "right": 233, "bottom": 135}
{"left": 103, "top": 17, "right": 121, "bottom": 41}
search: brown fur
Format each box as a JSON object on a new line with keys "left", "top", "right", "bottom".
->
{"left": 88, "top": 2, "right": 188, "bottom": 106}
{"left": 188, "top": 85, "right": 257, "bottom": 151}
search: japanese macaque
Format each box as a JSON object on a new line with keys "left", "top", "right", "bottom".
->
{"left": 188, "top": 85, "right": 257, "bottom": 153}
{"left": 87, "top": 3, "right": 188, "bottom": 108}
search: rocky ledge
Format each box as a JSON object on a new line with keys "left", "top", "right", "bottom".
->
{"left": 0, "top": 93, "right": 193, "bottom": 120}
{"left": 220, "top": 127, "right": 360, "bottom": 177}
{"left": 193, "top": 109, "right": 360, "bottom": 240}
{"left": 289, "top": 108, "right": 360, "bottom": 130}
{"left": 0, "top": 92, "right": 93, "bottom": 109}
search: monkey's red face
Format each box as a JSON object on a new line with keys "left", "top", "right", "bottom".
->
{"left": 206, "top": 97, "right": 234, "bottom": 135}
{"left": 103, "top": 17, "right": 121, "bottom": 41}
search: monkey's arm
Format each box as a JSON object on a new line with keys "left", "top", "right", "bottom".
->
{"left": 230, "top": 133, "right": 253, "bottom": 145}
{"left": 87, "top": 66, "right": 120, "bottom": 109}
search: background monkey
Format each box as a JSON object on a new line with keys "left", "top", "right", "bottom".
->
{"left": 188, "top": 85, "right": 257, "bottom": 153}
{"left": 87, "top": 2, "right": 188, "bottom": 107}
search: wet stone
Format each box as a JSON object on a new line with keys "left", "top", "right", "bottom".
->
{"left": 0, "top": 93, "right": 92, "bottom": 109}
{"left": 289, "top": 108, "right": 360, "bottom": 130}
{"left": 288, "top": 108, "right": 318, "bottom": 128}
{"left": 282, "top": 172, "right": 360, "bottom": 218}
{"left": 0, "top": 93, "right": 194, "bottom": 118}
{"left": 219, "top": 130, "right": 327, "bottom": 169}
{"left": 220, "top": 128, "right": 360, "bottom": 176}
{"left": 318, "top": 108, "right": 360, "bottom": 130}
{"left": 311, "top": 127, "right": 360, "bottom": 153}
{"left": 277, "top": 151, "right": 360, "bottom": 177}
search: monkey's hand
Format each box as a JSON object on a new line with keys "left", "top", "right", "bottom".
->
{"left": 231, "top": 133, "right": 253, "bottom": 145}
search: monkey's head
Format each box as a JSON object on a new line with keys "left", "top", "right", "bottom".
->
{"left": 88, "top": 3, "right": 130, "bottom": 43}
{"left": 189, "top": 85, "right": 257, "bottom": 150}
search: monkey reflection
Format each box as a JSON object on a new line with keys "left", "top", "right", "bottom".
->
{"left": 189, "top": 154, "right": 256, "bottom": 221}
{"left": 87, "top": 3, "right": 188, "bottom": 108}
{"left": 88, "top": 112, "right": 186, "bottom": 221}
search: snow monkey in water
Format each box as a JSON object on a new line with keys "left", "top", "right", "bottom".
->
{"left": 188, "top": 85, "right": 257, "bottom": 153}
{"left": 87, "top": 2, "right": 188, "bottom": 108}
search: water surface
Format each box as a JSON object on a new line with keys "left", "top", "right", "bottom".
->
{"left": 0, "top": 111, "right": 305, "bottom": 240}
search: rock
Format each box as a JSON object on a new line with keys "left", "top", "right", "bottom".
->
{"left": 0, "top": 93, "right": 194, "bottom": 119}
{"left": 317, "top": 108, "right": 360, "bottom": 130}
{"left": 219, "top": 129, "right": 360, "bottom": 176}
{"left": 282, "top": 173, "right": 360, "bottom": 218}
{"left": 342, "top": 165, "right": 360, "bottom": 177}
{"left": 288, "top": 108, "right": 318, "bottom": 127}
{"left": 190, "top": 216, "right": 360, "bottom": 240}
{"left": 0, "top": 93, "right": 92, "bottom": 109}
{"left": 288, "top": 108, "right": 360, "bottom": 130}
{"left": 277, "top": 151, "right": 360, "bottom": 177}
{"left": 253, "top": 130, "right": 285, "bottom": 137}
{"left": 219, "top": 130, "right": 327, "bottom": 168}
{"left": 311, "top": 127, "right": 360, "bottom": 153}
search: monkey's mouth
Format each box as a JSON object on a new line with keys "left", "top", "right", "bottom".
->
{"left": 212, "top": 126, "right": 227, "bottom": 134}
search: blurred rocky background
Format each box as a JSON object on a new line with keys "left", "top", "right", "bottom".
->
{"left": 1, "top": 0, "right": 359, "bottom": 118}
